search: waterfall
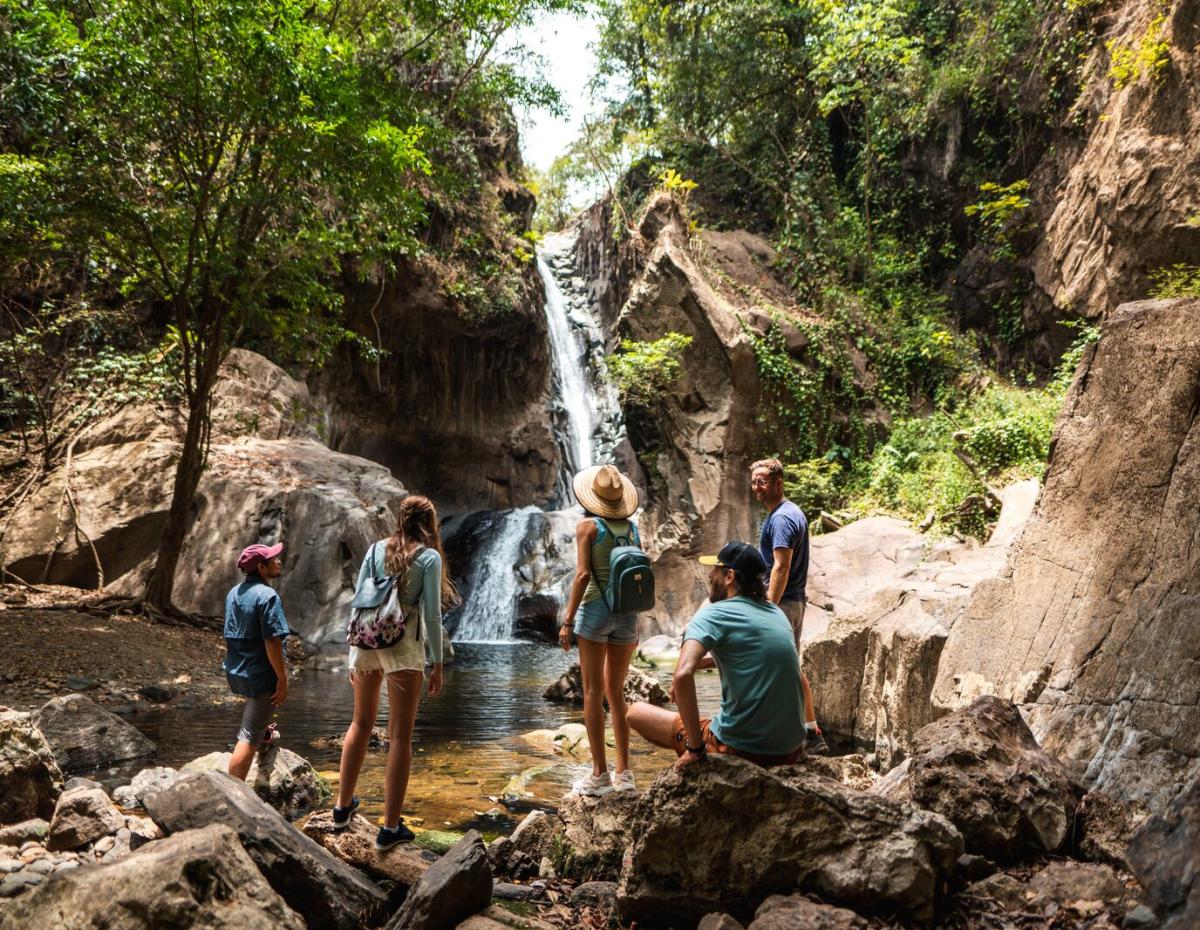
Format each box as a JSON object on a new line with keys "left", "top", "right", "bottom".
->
{"left": 451, "top": 506, "right": 540, "bottom": 643}
{"left": 540, "top": 247, "right": 594, "bottom": 485}
{"left": 451, "top": 231, "right": 619, "bottom": 643}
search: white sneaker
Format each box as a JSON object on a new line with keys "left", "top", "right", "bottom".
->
{"left": 612, "top": 770, "right": 637, "bottom": 794}
{"left": 570, "top": 771, "right": 613, "bottom": 797}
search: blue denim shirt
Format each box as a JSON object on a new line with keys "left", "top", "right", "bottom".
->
{"left": 223, "top": 573, "right": 290, "bottom": 697}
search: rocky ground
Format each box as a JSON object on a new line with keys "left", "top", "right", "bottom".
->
{"left": 2, "top": 687, "right": 1192, "bottom": 929}
{"left": 0, "top": 585, "right": 230, "bottom": 713}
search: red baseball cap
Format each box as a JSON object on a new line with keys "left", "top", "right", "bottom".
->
{"left": 237, "top": 542, "right": 283, "bottom": 573}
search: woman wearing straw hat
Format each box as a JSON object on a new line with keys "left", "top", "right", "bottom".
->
{"left": 559, "top": 463, "right": 642, "bottom": 796}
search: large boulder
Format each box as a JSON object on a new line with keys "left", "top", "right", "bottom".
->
{"left": 930, "top": 299, "right": 1200, "bottom": 809}
{"left": 46, "top": 787, "right": 125, "bottom": 851}
{"left": 542, "top": 662, "right": 668, "bottom": 707}
{"left": 384, "top": 830, "right": 492, "bottom": 930}
{"left": 182, "top": 747, "right": 331, "bottom": 818}
{"left": 0, "top": 823, "right": 305, "bottom": 929}
{"left": 1127, "top": 777, "right": 1200, "bottom": 930}
{"left": 802, "top": 479, "right": 1038, "bottom": 765}
{"left": 2, "top": 350, "right": 408, "bottom": 647}
{"left": 143, "top": 771, "right": 386, "bottom": 930}
{"left": 0, "top": 708, "right": 63, "bottom": 822}
{"left": 33, "top": 694, "right": 154, "bottom": 773}
{"left": 876, "top": 696, "right": 1082, "bottom": 861}
{"left": 616, "top": 755, "right": 962, "bottom": 925}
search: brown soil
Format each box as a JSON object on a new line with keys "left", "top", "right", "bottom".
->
{"left": 0, "top": 584, "right": 229, "bottom": 713}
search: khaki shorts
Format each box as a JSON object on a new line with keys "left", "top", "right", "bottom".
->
{"left": 780, "top": 598, "right": 806, "bottom": 654}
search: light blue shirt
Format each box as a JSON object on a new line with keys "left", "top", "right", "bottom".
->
{"left": 356, "top": 542, "right": 444, "bottom": 664}
{"left": 684, "top": 596, "right": 806, "bottom": 755}
{"left": 223, "top": 573, "right": 290, "bottom": 697}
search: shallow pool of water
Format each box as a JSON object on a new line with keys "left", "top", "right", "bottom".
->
{"left": 114, "top": 643, "right": 720, "bottom": 835}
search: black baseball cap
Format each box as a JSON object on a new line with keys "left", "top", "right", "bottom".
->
{"left": 698, "top": 541, "right": 767, "bottom": 576}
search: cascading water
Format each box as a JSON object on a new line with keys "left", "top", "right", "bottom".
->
{"left": 452, "top": 231, "right": 619, "bottom": 643}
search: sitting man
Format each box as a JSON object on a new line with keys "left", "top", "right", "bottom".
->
{"left": 627, "top": 541, "right": 807, "bottom": 769}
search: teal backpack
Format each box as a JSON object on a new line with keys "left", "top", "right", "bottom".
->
{"left": 592, "top": 519, "right": 656, "bottom": 614}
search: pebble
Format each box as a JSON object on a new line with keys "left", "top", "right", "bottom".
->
{"left": 0, "top": 870, "right": 44, "bottom": 897}
{"left": 0, "top": 859, "right": 22, "bottom": 874}
{"left": 1122, "top": 905, "right": 1157, "bottom": 929}
{"left": 492, "top": 882, "right": 536, "bottom": 901}
{"left": 65, "top": 675, "right": 99, "bottom": 691}
{"left": 54, "top": 860, "right": 79, "bottom": 873}
{"left": 26, "top": 858, "right": 54, "bottom": 875}
{"left": 93, "top": 836, "right": 115, "bottom": 854}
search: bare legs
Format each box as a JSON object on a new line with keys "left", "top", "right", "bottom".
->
{"left": 228, "top": 741, "right": 256, "bottom": 780}
{"left": 626, "top": 701, "right": 679, "bottom": 749}
{"left": 577, "top": 638, "right": 638, "bottom": 777}
{"left": 383, "top": 671, "right": 422, "bottom": 827}
{"left": 337, "top": 669, "right": 424, "bottom": 827}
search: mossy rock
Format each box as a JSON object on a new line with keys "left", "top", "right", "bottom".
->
{"left": 413, "top": 829, "right": 464, "bottom": 854}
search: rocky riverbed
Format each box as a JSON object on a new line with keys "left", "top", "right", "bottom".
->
{"left": 1, "top": 692, "right": 1193, "bottom": 929}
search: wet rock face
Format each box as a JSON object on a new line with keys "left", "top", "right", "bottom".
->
{"left": 932, "top": 298, "right": 1200, "bottom": 810}
{"left": 323, "top": 257, "right": 559, "bottom": 513}
{"left": 1127, "top": 777, "right": 1200, "bottom": 930}
{"left": 616, "top": 755, "right": 962, "bottom": 925}
{"left": 0, "top": 823, "right": 306, "bottom": 929}
{"left": 33, "top": 694, "right": 154, "bottom": 774}
{"left": 878, "top": 697, "right": 1082, "bottom": 862}
{"left": 0, "top": 708, "right": 63, "bottom": 823}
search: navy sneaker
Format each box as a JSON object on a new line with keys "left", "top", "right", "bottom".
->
{"left": 331, "top": 797, "right": 360, "bottom": 832}
{"left": 806, "top": 729, "right": 830, "bottom": 756}
{"left": 375, "top": 821, "right": 414, "bottom": 851}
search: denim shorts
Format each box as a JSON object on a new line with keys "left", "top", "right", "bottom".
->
{"left": 574, "top": 598, "right": 638, "bottom": 645}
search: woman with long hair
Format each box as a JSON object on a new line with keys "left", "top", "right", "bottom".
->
{"left": 559, "top": 463, "right": 641, "bottom": 796}
{"left": 332, "top": 495, "right": 458, "bottom": 849}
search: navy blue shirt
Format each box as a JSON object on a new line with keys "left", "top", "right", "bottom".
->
{"left": 223, "top": 573, "right": 290, "bottom": 697}
{"left": 759, "top": 500, "right": 809, "bottom": 603}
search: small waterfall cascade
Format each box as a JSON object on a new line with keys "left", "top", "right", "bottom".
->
{"left": 451, "top": 231, "right": 621, "bottom": 642}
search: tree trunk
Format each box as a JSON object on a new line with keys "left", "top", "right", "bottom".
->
{"left": 143, "top": 356, "right": 219, "bottom": 612}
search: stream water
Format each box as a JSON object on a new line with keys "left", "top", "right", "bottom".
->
{"left": 110, "top": 644, "right": 721, "bottom": 835}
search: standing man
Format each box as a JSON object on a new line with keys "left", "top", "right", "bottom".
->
{"left": 751, "top": 458, "right": 828, "bottom": 755}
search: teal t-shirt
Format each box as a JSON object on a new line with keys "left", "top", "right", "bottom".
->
{"left": 684, "top": 596, "right": 806, "bottom": 756}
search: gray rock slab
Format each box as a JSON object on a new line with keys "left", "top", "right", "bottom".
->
{"left": 33, "top": 694, "right": 154, "bottom": 773}
{"left": 144, "top": 771, "right": 386, "bottom": 930}
{"left": 385, "top": 830, "right": 492, "bottom": 930}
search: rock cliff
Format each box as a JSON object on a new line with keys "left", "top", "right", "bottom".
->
{"left": 1026, "top": 1, "right": 1200, "bottom": 340}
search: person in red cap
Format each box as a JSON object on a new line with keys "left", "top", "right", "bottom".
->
{"left": 223, "top": 542, "right": 291, "bottom": 780}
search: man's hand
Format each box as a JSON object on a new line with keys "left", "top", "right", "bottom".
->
{"left": 270, "top": 679, "right": 288, "bottom": 707}
{"left": 674, "top": 748, "right": 705, "bottom": 772}
{"left": 428, "top": 663, "right": 444, "bottom": 697}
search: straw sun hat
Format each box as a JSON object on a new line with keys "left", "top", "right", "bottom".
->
{"left": 572, "top": 464, "right": 639, "bottom": 519}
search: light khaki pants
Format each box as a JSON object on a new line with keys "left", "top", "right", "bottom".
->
{"left": 780, "top": 598, "right": 806, "bottom": 657}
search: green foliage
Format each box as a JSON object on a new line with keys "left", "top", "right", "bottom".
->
{"left": 965, "top": 180, "right": 1031, "bottom": 245}
{"left": 1107, "top": 13, "right": 1171, "bottom": 89}
{"left": 606, "top": 333, "right": 694, "bottom": 407}
{"left": 781, "top": 457, "right": 843, "bottom": 517}
{"left": 1147, "top": 264, "right": 1200, "bottom": 299}
{"left": 657, "top": 168, "right": 698, "bottom": 202}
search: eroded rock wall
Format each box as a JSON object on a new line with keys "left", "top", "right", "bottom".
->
{"left": 576, "top": 195, "right": 762, "bottom": 633}
{"left": 1025, "top": 0, "right": 1200, "bottom": 354}
{"left": 930, "top": 297, "right": 1200, "bottom": 811}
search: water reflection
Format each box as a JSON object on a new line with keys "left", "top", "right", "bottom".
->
{"left": 119, "top": 643, "right": 718, "bottom": 834}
